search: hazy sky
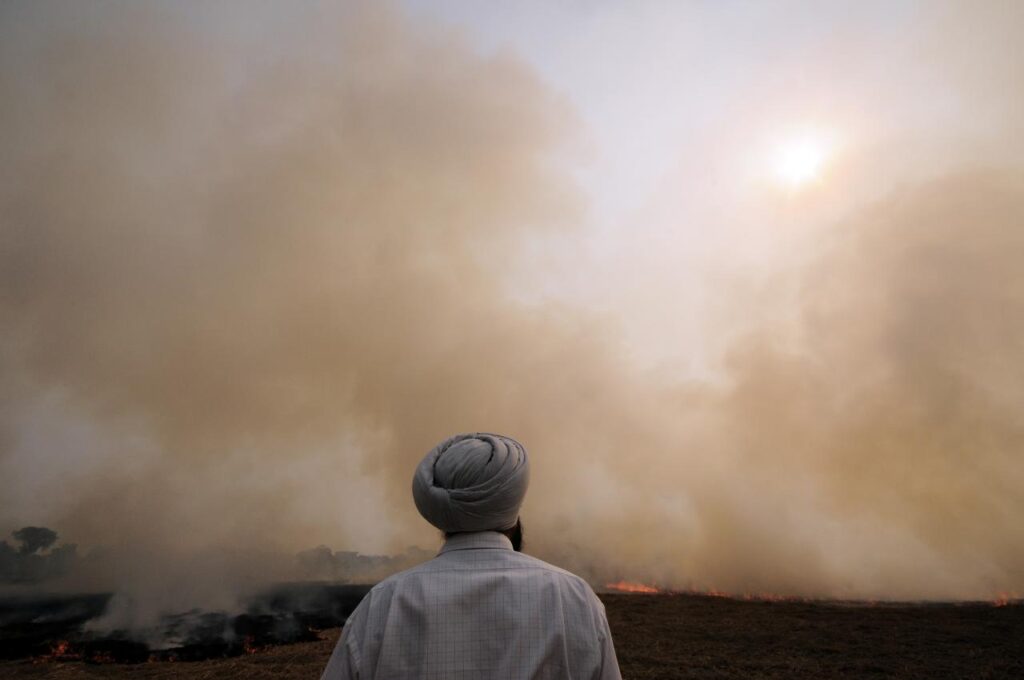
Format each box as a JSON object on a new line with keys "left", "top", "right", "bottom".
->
{"left": 403, "top": 0, "right": 1024, "bottom": 370}
{"left": 1, "top": 0, "right": 1022, "bottom": 610}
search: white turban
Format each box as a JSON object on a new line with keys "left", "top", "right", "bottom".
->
{"left": 412, "top": 433, "right": 529, "bottom": 533}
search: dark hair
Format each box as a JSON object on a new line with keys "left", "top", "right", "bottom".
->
{"left": 504, "top": 518, "right": 523, "bottom": 552}
{"left": 445, "top": 518, "right": 523, "bottom": 552}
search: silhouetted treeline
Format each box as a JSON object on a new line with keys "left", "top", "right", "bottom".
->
{"left": 296, "top": 545, "right": 433, "bottom": 583}
{"left": 0, "top": 527, "right": 78, "bottom": 583}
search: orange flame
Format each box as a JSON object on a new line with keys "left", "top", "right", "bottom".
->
{"left": 605, "top": 580, "right": 660, "bottom": 594}
{"left": 992, "top": 592, "right": 1018, "bottom": 607}
{"left": 46, "top": 639, "right": 80, "bottom": 661}
{"left": 608, "top": 583, "right": 823, "bottom": 602}
{"left": 243, "top": 635, "right": 260, "bottom": 655}
{"left": 90, "top": 651, "right": 116, "bottom": 664}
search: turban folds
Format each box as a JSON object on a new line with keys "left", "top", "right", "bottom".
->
{"left": 412, "top": 433, "right": 529, "bottom": 533}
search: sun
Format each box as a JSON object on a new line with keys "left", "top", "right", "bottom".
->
{"left": 772, "top": 134, "right": 831, "bottom": 189}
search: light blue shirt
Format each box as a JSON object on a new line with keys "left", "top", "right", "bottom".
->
{"left": 320, "top": 531, "right": 622, "bottom": 680}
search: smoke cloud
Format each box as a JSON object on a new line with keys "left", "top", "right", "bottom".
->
{"left": 0, "top": 0, "right": 1021, "bottom": 617}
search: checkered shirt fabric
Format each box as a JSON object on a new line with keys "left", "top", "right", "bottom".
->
{"left": 320, "top": 531, "right": 621, "bottom": 680}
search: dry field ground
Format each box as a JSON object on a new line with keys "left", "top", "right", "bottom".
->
{"left": 2, "top": 594, "right": 1021, "bottom": 679}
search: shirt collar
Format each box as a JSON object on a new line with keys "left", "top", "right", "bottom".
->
{"left": 439, "top": 531, "right": 513, "bottom": 554}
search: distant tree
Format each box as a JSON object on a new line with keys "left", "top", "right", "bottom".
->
{"left": 12, "top": 526, "right": 58, "bottom": 555}
{"left": 0, "top": 540, "right": 15, "bottom": 580}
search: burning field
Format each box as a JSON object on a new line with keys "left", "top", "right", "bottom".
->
{"left": 3, "top": 2, "right": 1024, "bottom": 678}
{"left": 0, "top": 584, "right": 369, "bottom": 666}
{"left": 1, "top": 590, "right": 1021, "bottom": 679}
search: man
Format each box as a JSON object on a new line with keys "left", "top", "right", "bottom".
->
{"left": 321, "top": 432, "right": 622, "bottom": 680}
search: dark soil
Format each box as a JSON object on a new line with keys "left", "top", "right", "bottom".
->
{"left": 604, "top": 593, "right": 1024, "bottom": 679}
{"left": 2, "top": 594, "right": 1020, "bottom": 679}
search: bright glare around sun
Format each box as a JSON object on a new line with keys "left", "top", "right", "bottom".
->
{"left": 773, "top": 134, "right": 831, "bottom": 189}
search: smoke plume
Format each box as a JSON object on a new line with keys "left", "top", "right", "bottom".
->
{"left": 0, "top": 0, "right": 1021, "bottom": 617}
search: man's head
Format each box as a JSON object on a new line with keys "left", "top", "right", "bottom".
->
{"left": 412, "top": 432, "right": 529, "bottom": 536}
